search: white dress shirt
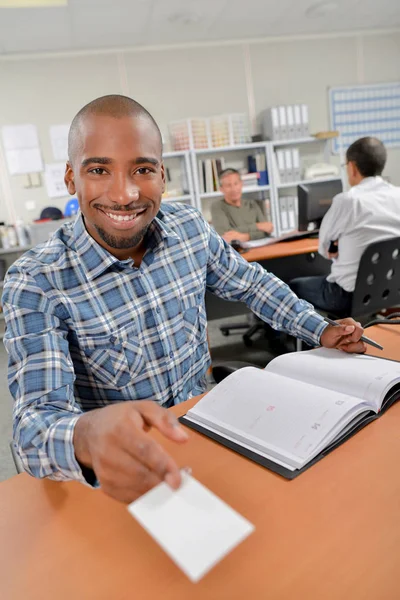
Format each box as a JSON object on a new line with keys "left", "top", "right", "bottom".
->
{"left": 318, "top": 177, "right": 400, "bottom": 292}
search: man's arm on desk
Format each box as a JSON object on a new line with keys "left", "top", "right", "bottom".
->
{"left": 3, "top": 272, "right": 188, "bottom": 503}
{"left": 205, "top": 223, "right": 365, "bottom": 351}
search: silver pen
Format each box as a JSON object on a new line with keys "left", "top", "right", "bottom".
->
{"left": 323, "top": 316, "right": 384, "bottom": 351}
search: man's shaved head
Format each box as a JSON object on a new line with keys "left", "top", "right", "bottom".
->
{"left": 68, "top": 94, "right": 162, "bottom": 164}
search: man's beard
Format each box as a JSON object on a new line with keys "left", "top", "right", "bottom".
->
{"left": 94, "top": 223, "right": 150, "bottom": 250}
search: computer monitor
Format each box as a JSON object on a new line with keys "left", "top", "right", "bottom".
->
{"left": 297, "top": 179, "right": 343, "bottom": 231}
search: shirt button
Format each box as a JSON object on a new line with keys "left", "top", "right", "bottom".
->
{"left": 109, "top": 335, "right": 117, "bottom": 344}
{"left": 156, "top": 307, "right": 161, "bottom": 313}
{"left": 169, "top": 351, "right": 174, "bottom": 358}
{"left": 197, "top": 293, "right": 202, "bottom": 300}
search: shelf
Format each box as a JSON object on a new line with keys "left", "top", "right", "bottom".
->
{"left": 277, "top": 176, "right": 342, "bottom": 189}
{"left": 163, "top": 195, "right": 192, "bottom": 203}
{"left": 271, "top": 136, "right": 324, "bottom": 147}
{"left": 0, "top": 245, "right": 31, "bottom": 255}
{"left": 201, "top": 185, "right": 270, "bottom": 199}
{"left": 163, "top": 151, "right": 189, "bottom": 159}
{"left": 195, "top": 142, "right": 267, "bottom": 155}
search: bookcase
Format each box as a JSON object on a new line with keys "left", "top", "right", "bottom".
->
{"left": 190, "top": 142, "right": 273, "bottom": 224}
{"left": 270, "top": 136, "right": 345, "bottom": 235}
{"left": 186, "top": 136, "right": 345, "bottom": 237}
{"left": 162, "top": 151, "right": 196, "bottom": 208}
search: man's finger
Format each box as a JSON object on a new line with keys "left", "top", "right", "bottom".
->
{"left": 340, "top": 341, "right": 367, "bottom": 354}
{"left": 136, "top": 401, "right": 189, "bottom": 443}
{"left": 122, "top": 413, "right": 183, "bottom": 485}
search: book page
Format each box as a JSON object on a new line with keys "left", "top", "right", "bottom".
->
{"left": 266, "top": 348, "right": 400, "bottom": 410}
{"left": 187, "top": 367, "right": 371, "bottom": 469}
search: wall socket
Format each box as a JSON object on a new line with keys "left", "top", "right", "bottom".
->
{"left": 25, "top": 201, "right": 36, "bottom": 211}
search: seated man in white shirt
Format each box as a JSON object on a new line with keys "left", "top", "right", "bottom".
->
{"left": 290, "top": 136, "right": 400, "bottom": 317}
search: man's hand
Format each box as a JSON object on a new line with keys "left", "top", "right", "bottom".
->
{"left": 256, "top": 221, "right": 274, "bottom": 235}
{"left": 320, "top": 318, "right": 366, "bottom": 354}
{"left": 328, "top": 240, "right": 339, "bottom": 259}
{"left": 73, "top": 401, "right": 189, "bottom": 503}
{"left": 222, "top": 230, "right": 250, "bottom": 243}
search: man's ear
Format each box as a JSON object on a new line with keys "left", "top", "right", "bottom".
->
{"left": 64, "top": 162, "right": 76, "bottom": 195}
{"left": 160, "top": 162, "right": 166, "bottom": 193}
{"left": 349, "top": 161, "right": 359, "bottom": 180}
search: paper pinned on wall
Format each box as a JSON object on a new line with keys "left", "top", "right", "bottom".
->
{"left": 50, "top": 124, "right": 70, "bottom": 161}
{"left": 44, "top": 162, "right": 68, "bottom": 198}
{"left": 1, "top": 124, "right": 39, "bottom": 150}
{"left": 5, "top": 148, "right": 43, "bottom": 175}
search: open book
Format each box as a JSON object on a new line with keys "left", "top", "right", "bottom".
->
{"left": 180, "top": 348, "right": 400, "bottom": 479}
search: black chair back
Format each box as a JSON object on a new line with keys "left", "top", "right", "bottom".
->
{"left": 351, "top": 237, "right": 400, "bottom": 317}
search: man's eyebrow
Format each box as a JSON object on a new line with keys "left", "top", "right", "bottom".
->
{"left": 134, "top": 156, "right": 160, "bottom": 166}
{"left": 81, "top": 157, "right": 113, "bottom": 168}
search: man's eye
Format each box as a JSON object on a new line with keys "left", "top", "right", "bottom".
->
{"left": 90, "top": 168, "right": 106, "bottom": 175}
{"left": 136, "top": 167, "right": 151, "bottom": 175}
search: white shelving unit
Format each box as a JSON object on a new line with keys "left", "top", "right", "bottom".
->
{"left": 268, "top": 136, "right": 345, "bottom": 236}
{"left": 162, "top": 151, "right": 196, "bottom": 208}
{"left": 190, "top": 142, "right": 273, "bottom": 220}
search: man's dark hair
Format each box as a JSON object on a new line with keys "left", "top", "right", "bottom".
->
{"left": 68, "top": 94, "right": 162, "bottom": 163}
{"left": 219, "top": 168, "right": 240, "bottom": 183}
{"left": 346, "top": 136, "right": 387, "bottom": 177}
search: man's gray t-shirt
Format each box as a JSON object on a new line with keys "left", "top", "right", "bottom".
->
{"left": 211, "top": 198, "right": 268, "bottom": 240}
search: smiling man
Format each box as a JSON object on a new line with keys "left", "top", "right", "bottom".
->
{"left": 3, "top": 95, "right": 366, "bottom": 504}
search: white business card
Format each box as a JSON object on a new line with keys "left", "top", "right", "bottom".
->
{"left": 128, "top": 471, "right": 254, "bottom": 582}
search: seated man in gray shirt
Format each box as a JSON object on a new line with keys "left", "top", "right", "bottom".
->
{"left": 211, "top": 168, "right": 273, "bottom": 243}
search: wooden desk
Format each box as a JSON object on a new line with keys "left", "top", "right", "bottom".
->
{"left": 242, "top": 237, "right": 319, "bottom": 263}
{"left": 1, "top": 325, "right": 399, "bottom": 600}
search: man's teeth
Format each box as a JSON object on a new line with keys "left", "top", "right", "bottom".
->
{"left": 105, "top": 211, "right": 144, "bottom": 222}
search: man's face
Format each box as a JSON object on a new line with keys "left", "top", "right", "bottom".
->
{"left": 220, "top": 172, "right": 243, "bottom": 206}
{"left": 65, "top": 114, "right": 165, "bottom": 257}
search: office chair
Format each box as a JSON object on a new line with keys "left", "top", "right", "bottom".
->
{"left": 215, "top": 237, "right": 400, "bottom": 378}
{"left": 296, "top": 236, "right": 400, "bottom": 351}
{"left": 220, "top": 313, "right": 269, "bottom": 347}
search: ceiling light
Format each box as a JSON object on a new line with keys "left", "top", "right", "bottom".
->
{"left": 306, "top": 1, "right": 338, "bottom": 17}
{"left": 0, "top": 0, "right": 67, "bottom": 7}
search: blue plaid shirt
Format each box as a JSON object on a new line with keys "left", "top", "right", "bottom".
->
{"left": 3, "top": 204, "right": 326, "bottom": 483}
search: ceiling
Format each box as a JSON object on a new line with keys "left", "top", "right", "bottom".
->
{"left": 0, "top": 0, "right": 399, "bottom": 56}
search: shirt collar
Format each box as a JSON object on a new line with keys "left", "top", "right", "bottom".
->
{"left": 72, "top": 208, "right": 181, "bottom": 281}
{"left": 356, "top": 176, "right": 383, "bottom": 188}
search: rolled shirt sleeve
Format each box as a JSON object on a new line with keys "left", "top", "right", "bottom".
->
{"left": 3, "top": 272, "right": 88, "bottom": 483}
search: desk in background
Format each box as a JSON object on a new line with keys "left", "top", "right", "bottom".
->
{"left": 0, "top": 324, "right": 399, "bottom": 600}
{"left": 206, "top": 238, "right": 329, "bottom": 321}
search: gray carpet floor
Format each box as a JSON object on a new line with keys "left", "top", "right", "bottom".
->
{"left": 0, "top": 313, "right": 286, "bottom": 482}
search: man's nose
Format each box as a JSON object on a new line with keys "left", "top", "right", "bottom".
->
{"left": 108, "top": 174, "right": 139, "bottom": 205}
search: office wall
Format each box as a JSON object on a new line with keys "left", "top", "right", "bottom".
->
{"left": 0, "top": 29, "right": 399, "bottom": 223}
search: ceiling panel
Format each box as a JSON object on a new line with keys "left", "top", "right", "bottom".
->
{"left": 0, "top": 0, "right": 399, "bottom": 55}
{"left": 147, "top": 0, "right": 229, "bottom": 45}
{"left": 0, "top": 6, "right": 70, "bottom": 52}
{"left": 68, "top": 0, "right": 154, "bottom": 49}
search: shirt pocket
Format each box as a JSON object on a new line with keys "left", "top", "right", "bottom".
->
{"left": 77, "top": 323, "right": 144, "bottom": 389}
{"left": 181, "top": 293, "right": 208, "bottom": 345}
